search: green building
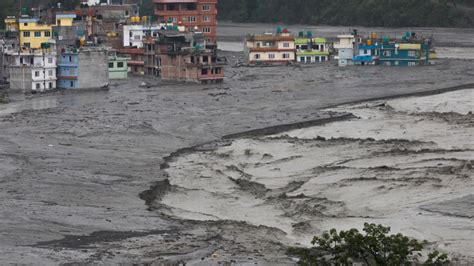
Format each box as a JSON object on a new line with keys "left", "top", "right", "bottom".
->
{"left": 108, "top": 55, "right": 129, "bottom": 80}
{"left": 295, "top": 33, "right": 330, "bottom": 64}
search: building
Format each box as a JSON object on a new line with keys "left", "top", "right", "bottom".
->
{"left": 123, "top": 24, "right": 162, "bottom": 48}
{"left": 295, "top": 32, "right": 330, "bottom": 64}
{"left": 8, "top": 43, "right": 57, "bottom": 92}
{"left": 108, "top": 53, "right": 129, "bottom": 79}
{"left": 145, "top": 31, "right": 225, "bottom": 83}
{"left": 57, "top": 47, "right": 109, "bottom": 89}
{"left": 117, "top": 48, "right": 145, "bottom": 75}
{"left": 18, "top": 18, "right": 53, "bottom": 49}
{"left": 334, "top": 34, "right": 357, "bottom": 67}
{"left": 379, "top": 43, "right": 430, "bottom": 66}
{"left": 154, "top": 0, "right": 218, "bottom": 43}
{"left": 244, "top": 29, "right": 295, "bottom": 65}
{"left": 353, "top": 38, "right": 380, "bottom": 66}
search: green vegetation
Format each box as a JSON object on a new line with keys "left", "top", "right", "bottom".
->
{"left": 218, "top": 0, "right": 474, "bottom": 27}
{"left": 288, "top": 223, "right": 450, "bottom": 266}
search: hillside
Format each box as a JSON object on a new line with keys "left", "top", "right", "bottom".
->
{"left": 217, "top": 0, "right": 474, "bottom": 28}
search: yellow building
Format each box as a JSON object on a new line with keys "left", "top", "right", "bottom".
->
{"left": 244, "top": 31, "right": 296, "bottom": 65}
{"left": 55, "top": 13, "right": 76, "bottom": 27}
{"left": 19, "top": 18, "right": 53, "bottom": 49}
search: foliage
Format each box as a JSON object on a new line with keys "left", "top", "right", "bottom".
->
{"left": 217, "top": 0, "right": 474, "bottom": 28}
{"left": 288, "top": 223, "right": 450, "bottom": 266}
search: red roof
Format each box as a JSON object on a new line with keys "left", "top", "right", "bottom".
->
{"left": 116, "top": 48, "right": 145, "bottom": 55}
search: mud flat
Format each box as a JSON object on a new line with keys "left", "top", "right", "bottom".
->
{"left": 161, "top": 89, "right": 474, "bottom": 263}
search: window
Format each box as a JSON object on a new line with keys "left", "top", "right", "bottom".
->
{"left": 134, "top": 35, "right": 141, "bottom": 40}
{"left": 268, "top": 54, "right": 275, "bottom": 59}
{"left": 48, "top": 70, "right": 53, "bottom": 76}
{"left": 109, "top": 62, "right": 114, "bottom": 68}
{"left": 34, "top": 31, "right": 41, "bottom": 37}
{"left": 254, "top": 54, "right": 261, "bottom": 60}
{"left": 202, "top": 5, "right": 210, "bottom": 11}
{"left": 118, "top": 62, "right": 124, "bottom": 68}
{"left": 203, "top": 16, "right": 211, "bottom": 22}
{"left": 49, "top": 82, "right": 53, "bottom": 89}
{"left": 383, "top": 51, "right": 391, "bottom": 57}
{"left": 283, "top": 53, "right": 290, "bottom": 59}
{"left": 45, "top": 31, "right": 51, "bottom": 37}
{"left": 283, "top": 43, "right": 290, "bottom": 48}
{"left": 24, "top": 43, "right": 30, "bottom": 48}
{"left": 36, "top": 83, "right": 40, "bottom": 90}
{"left": 408, "top": 51, "right": 416, "bottom": 57}
{"left": 35, "top": 71, "right": 40, "bottom": 77}
{"left": 24, "top": 23, "right": 28, "bottom": 26}
{"left": 408, "top": 62, "right": 416, "bottom": 66}
{"left": 48, "top": 57, "right": 53, "bottom": 64}
{"left": 23, "top": 31, "right": 30, "bottom": 37}
{"left": 215, "top": 68, "right": 222, "bottom": 74}
{"left": 69, "top": 56, "right": 72, "bottom": 62}
{"left": 186, "top": 16, "right": 196, "bottom": 22}
{"left": 125, "top": 11, "right": 130, "bottom": 17}
{"left": 203, "top": 27, "right": 211, "bottom": 33}
{"left": 201, "top": 68, "right": 208, "bottom": 75}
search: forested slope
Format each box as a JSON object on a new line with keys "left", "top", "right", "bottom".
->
{"left": 217, "top": 0, "right": 474, "bottom": 28}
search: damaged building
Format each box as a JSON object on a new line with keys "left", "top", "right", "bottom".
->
{"left": 144, "top": 31, "right": 225, "bottom": 83}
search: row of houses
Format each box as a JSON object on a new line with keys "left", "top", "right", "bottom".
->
{"left": 0, "top": 0, "right": 225, "bottom": 92}
{"left": 244, "top": 29, "right": 434, "bottom": 67}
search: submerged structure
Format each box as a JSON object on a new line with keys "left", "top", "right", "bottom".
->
{"left": 295, "top": 32, "right": 330, "bottom": 64}
{"left": 244, "top": 28, "right": 295, "bottom": 65}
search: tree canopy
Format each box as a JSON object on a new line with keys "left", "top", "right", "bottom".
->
{"left": 288, "top": 223, "right": 450, "bottom": 266}
{"left": 217, "top": 0, "right": 474, "bottom": 28}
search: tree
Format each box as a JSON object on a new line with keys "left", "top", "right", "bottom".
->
{"left": 288, "top": 223, "right": 450, "bottom": 266}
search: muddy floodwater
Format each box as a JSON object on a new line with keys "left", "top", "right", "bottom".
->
{"left": 162, "top": 90, "right": 473, "bottom": 262}
{"left": 0, "top": 24, "right": 474, "bottom": 265}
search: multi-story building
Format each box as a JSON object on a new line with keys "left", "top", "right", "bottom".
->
{"left": 145, "top": 31, "right": 225, "bottom": 83}
{"left": 18, "top": 18, "right": 53, "bottom": 49}
{"left": 154, "top": 0, "right": 218, "bottom": 43}
{"left": 295, "top": 32, "right": 330, "bottom": 64}
{"left": 334, "top": 34, "right": 358, "bottom": 67}
{"left": 380, "top": 43, "right": 430, "bottom": 66}
{"left": 353, "top": 40, "right": 380, "bottom": 66}
{"left": 8, "top": 43, "right": 57, "bottom": 92}
{"left": 108, "top": 53, "right": 129, "bottom": 79}
{"left": 117, "top": 48, "right": 145, "bottom": 75}
{"left": 57, "top": 47, "right": 109, "bottom": 89}
{"left": 123, "top": 24, "right": 162, "bottom": 48}
{"left": 244, "top": 30, "right": 295, "bottom": 65}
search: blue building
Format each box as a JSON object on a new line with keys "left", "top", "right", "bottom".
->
{"left": 57, "top": 52, "right": 79, "bottom": 89}
{"left": 353, "top": 44, "right": 381, "bottom": 65}
{"left": 379, "top": 43, "right": 430, "bottom": 66}
{"left": 56, "top": 47, "right": 109, "bottom": 89}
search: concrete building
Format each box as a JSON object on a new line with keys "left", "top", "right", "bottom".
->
{"left": 295, "top": 32, "right": 329, "bottom": 64}
{"left": 145, "top": 31, "right": 225, "bottom": 83}
{"left": 154, "top": 0, "right": 218, "bottom": 43}
{"left": 19, "top": 18, "right": 53, "bottom": 49}
{"left": 334, "top": 34, "right": 357, "bottom": 67}
{"left": 108, "top": 53, "right": 129, "bottom": 79}
{"left": 244, "top": 30, "right": 295, "bottom": 65}
{"left": 57, "top": 47, "right": 109, "bottom": 89}
{"left": 8, "top": 45, "right": 57, "bottom": 92}
{"left": 353, "top": 39, "right": 380, "bottom": 66}
{"left": 123, "top": 24, "right": 162, "bottom": 48}
{"left": 117, "top": 48, "right": 145, "bottom": 75}
{"left": 380, "top": 43, "right": 430, "bottom": 66}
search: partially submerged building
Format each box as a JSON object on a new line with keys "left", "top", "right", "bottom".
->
{"left": 145, "top": 31, "right": 225, "bottom": 83}
{"left": 8, "top": 42, "right": 58, "bottom": 92}
{"left": 244, "top": 29, "right": 295, "bottom": 65}
{"left": 117, "top": 48, "right": 145, "bottom": 75}
{"left": 57, "top": 47, "right": 109, "bottom": 89}
{"left": 295, "top": 32, "right": 329, "bottom": 64}
{"left": 108, "top": 52, "right": 129, "bottom": 79}
{"left": 334, "top": 34, "right": 357, "bottom": 67}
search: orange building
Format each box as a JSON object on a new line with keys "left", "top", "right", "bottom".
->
{"left": 154, "top": 0, "right": 218, "bottom": 43}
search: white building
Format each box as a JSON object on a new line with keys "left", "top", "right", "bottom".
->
{"left": 334, "top": 34, "right": 357, "bottom": 67}
{"left": 123, "top": 25, "right": 162, "bottom": 48}
{"left": 8, "top": 46, "right": 57, "bottom": 92}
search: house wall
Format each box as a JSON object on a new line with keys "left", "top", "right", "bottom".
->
{"left": 19, "top": 20, "right": 53, "bottom": 49}
{"left": 77, "top": 49, "right": 109, "bottom": 89}
{"left": 9, "top": 66, "right": 33, "bottom": 91}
